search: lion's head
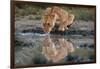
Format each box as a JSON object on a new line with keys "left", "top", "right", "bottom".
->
{"left": 42, "top": 14, "right": 57, "bottom": 33}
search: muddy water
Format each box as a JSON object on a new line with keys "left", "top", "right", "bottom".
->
{"left": 15, "top": 32, "right": 95, "bottom": 67}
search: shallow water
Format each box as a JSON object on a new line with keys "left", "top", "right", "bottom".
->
{"left": 15, "top": 32, "right": 95, "bottom": 66}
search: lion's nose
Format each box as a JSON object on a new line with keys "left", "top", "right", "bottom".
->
{"left": 45, "top": 30, "right": 50, "bottom": 33}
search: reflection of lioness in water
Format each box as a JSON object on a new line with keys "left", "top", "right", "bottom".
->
{"left": 42, "top": 36, "right": 74, "bottom": 62}
{"left": 42, "top": 6, "right": 75, "bottom": 33}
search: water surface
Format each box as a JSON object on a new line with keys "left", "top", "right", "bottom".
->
{"left": 15, "top": 32, "right": 95, "bottom": 66}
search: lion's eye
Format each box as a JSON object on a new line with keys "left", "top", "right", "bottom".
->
{"left": 47, "top": 23, "right": 50, "bottom": 26}
{"left": 43, "top": 22, "right": 52, "bottom": 27}
{"left": 47, "top": 23, "right": 50, "bottom": 25}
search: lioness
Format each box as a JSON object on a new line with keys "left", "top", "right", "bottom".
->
{"left": 42, "top": 6, "right": 75, "bottom": 33}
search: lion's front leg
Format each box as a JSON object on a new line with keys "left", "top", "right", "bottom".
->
{"left": 58, "top": 24, "right": 66, "bottom": 32}
{"left": 65, "top": 27, "right": 68, "bottom": 30}
{"left": 58, "top": 21, "right": 69, "bottom": 32}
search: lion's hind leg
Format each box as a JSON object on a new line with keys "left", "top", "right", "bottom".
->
{"left": 67, "top": 14, "right": 75, "bottom": 26}
{"left": 65, "top": 14, "right": 75, "bottom": 30}
{"left": 58, "top": 24, "right": 66, "bottom": 32}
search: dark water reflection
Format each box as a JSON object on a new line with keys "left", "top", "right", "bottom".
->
{"left": 15, "top": 33, "right": 95, "bottom": 66}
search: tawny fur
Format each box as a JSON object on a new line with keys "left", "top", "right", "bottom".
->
{"left": 42, "top": 6, "right": 75, "bottom": 33}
